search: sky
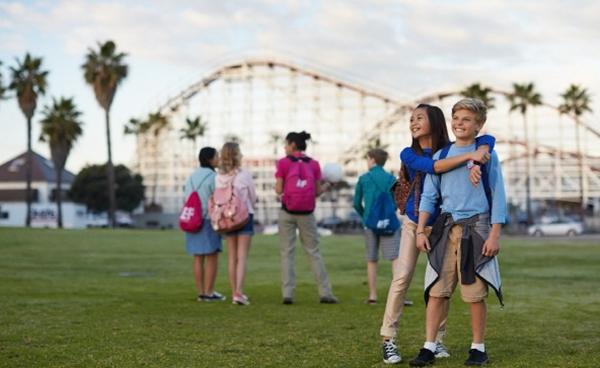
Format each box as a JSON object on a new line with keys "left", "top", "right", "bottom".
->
{"left": 1, "top": 0, "right": 599, "bottom": 172}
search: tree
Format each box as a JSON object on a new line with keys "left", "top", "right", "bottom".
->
{"left": 224, "top": 134, "right": 242, "bottom": 144}
{"left": 9, "top": 53, "right": 49, "bottom": 227}
{"left": 0, "top": 61, "right": 7, "bottom": 105}
{"left": 362, "top": 136, "right": 389, "bottom": 158}
{"left": 179, "top": 115, "right": 207, "bottom": 146}
{"left": 70, "top": 164, "right": 144, "bottom": 214}
{"left": 460, "top": 83, "right": 496, "bottom": 109}
{"left": 39, "top": 97, "right": 83, "bottom": 228}
{"left": 124, "top": 111, "right": 170, "bottom": 209}
{"left": 507, "top": 82, "right": 542, "bottom": 224}
{"left": 82, "top": 40, "right": 128, "bottom": 227}
{"left": 559, "top": 84, "right": 593, "bottom": 210}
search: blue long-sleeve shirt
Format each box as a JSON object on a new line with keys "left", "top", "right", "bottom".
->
{"left": 400, "top": 135, "right": 496, "bottom": 225}
{"left": 419, "top": 144, "right": 507, "bottom": 224}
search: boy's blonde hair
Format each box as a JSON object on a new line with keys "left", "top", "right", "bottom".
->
{"left": 219, "top": 142, "right": 242, "bottom": 174}
{"left": 452, "top": 98, "right": 488, "bottom": 124}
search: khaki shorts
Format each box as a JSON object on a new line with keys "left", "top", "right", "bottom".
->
{"left": 429, "top": 224, "right": 488, "bottom": 303}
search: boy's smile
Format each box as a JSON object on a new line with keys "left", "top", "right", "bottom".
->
{"left": 451, "top": 109, "right": 482, "bottom": 143}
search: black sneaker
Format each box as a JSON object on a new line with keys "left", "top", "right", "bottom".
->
{"left": 201, "top": 291, "right": 226, "bottom": 302}
{"left": 464, "top": 349, "right": 488, "bottom": 366}
{"left": 319, "top": 295, "right": 339, "bottom": 304}
{"left": 282, "top": 297, "right": 293, "bottom": 305}
{"left": 409, "top": 348, "right": 435, "bottom": 367}
{"left": 382, "top": 339, "right": 402, "bottom": 364}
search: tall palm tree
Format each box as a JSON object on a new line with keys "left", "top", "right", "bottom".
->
{"left": 558, "top": 84, "right": 593, "bottom": 210}
{"left": 125, "top": 111, "right": 170, "bottom": 209}
{"left": 9, "top": 53, "right": 49, "bottom": 227}
{"left": 82, "top": 40, "right": 128, "bottom": 227}
{"left": 507, "top": 82, "right": 542, "bottom": 224}
{"left": 39, "top": 97, "right": 83, "bottom": 228}
{"left": 268, "top": 132, "right": 282, "bottom": 157}
{"left": 460, "top": 83, "right": 496, "bottom": 109}
{"left": 0, "top": 61, "right": 7, "bottom": 104}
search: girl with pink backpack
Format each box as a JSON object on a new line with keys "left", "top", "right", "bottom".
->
{"left": 212, "top": 142, "right": 257, "bottom": 306}
{"left": 275, "top": 131, "right": 338, "bottom": 305}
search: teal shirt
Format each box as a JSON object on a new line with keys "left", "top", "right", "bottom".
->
{"left": 353, "top": 165, "right": 397, "bottom": 222}
{"left": 184, "top": 167, "right": 216, "bottom": 218}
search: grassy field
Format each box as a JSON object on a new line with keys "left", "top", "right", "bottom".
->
{"left": 0, "top": 228, "right": 599, "bottom": 367}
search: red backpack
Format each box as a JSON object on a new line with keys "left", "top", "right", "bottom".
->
{"left": 179, "top": 175, "right": 210, "bottom": 233}
{"left": 282, "top": 155, "right": 316, "bottom": 214}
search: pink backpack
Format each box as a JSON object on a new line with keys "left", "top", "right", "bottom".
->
{"left": 208, "top": 172, "right": 250, "bottom": 233}
{"left": 179, "top": 175, "right": 210, "bottom": 233}
{"left": 282, "top": 155, "right": 316, "bottom": 214}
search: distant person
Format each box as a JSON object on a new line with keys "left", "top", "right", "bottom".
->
{"left": 183, "top": 147, "right": 225, "bottom": 302}
{"left": 215, "top": 142, "right": 257, "bottom": 306}
{"left": 409, "top": 98, "right": 506, "bottom": 367}
{"left": 275, "top": 131, "right": 338, "bottom": 304}
{"left": 353, "top": 148, "right": 399, "bottom": 304}
{"left": 380, "top": 104, "right": 495, "bottom": 364}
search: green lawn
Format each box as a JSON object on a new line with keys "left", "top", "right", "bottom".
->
{"left": 0, "top": 228, "right": 599, "bottom": 367}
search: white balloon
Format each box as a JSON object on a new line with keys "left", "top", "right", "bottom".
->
{"left": 322, "top": 163, "right": 344, "bottom": 183}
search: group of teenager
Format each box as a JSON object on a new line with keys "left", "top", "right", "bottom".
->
{"left": 182, "top": 97, "right": 506, "bottom": 366}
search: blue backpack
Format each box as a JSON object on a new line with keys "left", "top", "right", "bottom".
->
{"left": 438, "top": 143, "right": 492, "bottom": 213}
{"left": 364, "top": 173, "right": 400, "bottom": 235}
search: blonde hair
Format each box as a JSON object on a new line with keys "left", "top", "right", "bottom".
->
{"left": 219, "top": 142, "right": 242, "bottom": 174}
{"left": 452, "top": 98, "right": 488, "bottom": 124}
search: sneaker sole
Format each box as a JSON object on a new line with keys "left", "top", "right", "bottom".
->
{"left": 435, "top": 352, "right": 450, "bottom": 358}
{"left": 383, "top": 357, "right": 402, "bottom": 364}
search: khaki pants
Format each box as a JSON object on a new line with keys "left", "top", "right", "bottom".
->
{"left": 429, "top": 225, "right": 488, "bottom": 303}
{"left": 380, "top": 219, "right": 448, "bottom": 339}
{"left": 279, "top": 210, "right": 333, "bottom": 299}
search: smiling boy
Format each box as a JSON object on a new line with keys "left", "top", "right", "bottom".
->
{"left": 409, "top": 98, "right": 506, "bottom": 366}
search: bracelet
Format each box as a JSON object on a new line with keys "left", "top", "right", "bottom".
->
{"left": 416, "top": 231, "right": 426, "bottom": 235}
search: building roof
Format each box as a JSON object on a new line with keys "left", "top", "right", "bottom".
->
{"left": 0, "top": 151, "right": 76, "bottom": 184}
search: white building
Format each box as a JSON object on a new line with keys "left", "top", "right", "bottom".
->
{"left": 0, "top": 151, "right": 87, "bottom": 228}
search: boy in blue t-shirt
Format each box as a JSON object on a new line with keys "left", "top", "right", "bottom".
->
{"left": 410, "top": 98, "right": 507, "bottom": 367}
{"left": 353, "top": 148, "right": 399, "bottom": 304}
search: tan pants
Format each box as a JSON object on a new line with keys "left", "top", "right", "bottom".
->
{"left": 279, "top": 210, "right": 333, "bottom": 299}
{"left": 429, "top": 225, "right": 488, "bottom": 303}
{"left": 380, "top": 219, "right": 448, "bottom": 339}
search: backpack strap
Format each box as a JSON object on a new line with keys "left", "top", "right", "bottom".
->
{"left": 438, "top": 142, "right": 493, "bottom": 215}
{"left": 287, "top": 155, "right": 311, "bottom": 163}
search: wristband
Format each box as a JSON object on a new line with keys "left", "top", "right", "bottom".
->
{"left": 416, "top": 231, "right": 426, "bottom": 236}
{"left": 467, "top": 160, "right": 482, "bottom": 170}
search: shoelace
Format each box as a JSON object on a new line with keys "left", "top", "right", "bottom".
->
{"left": 384, "top": 342, "right": 398, "bottom": 356}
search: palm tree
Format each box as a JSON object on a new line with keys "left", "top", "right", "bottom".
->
{"left": 559, "top": 85, "right": 593, "bottom": 211}
{"left": 268, "top": 132, "right": 282, "bottom": 157}
{"left": 0, "top": 61, "right": 7, "bottom": 104}
{"left": 125, "top": 112, "right": 170, "bottom": 209}
{"left": 9, "top": 53, "right": 49, "bottom": 227}
{"left": 82, "top": 40, "right": 128, "bottom": 227}
{"left": 460, "top": 83, "right": 496, "bottom": 109}
{"left": 179, "top": 115, "right": 207, "bottom": 145}
{"left": 507, "top": 82, "right": 542, "bottom": 224}
{"left": 39, "top": 98, "right": 83, "bottom": 228}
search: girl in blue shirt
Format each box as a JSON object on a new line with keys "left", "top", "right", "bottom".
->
{"left": 380, "top": 104, "right": 495, "bottom": 364}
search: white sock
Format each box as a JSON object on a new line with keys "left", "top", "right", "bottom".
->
{"left": 471, "top": 343, "right": 485, "bottom": 352}
{"left": 424, "top": 341, "right": 437, "bottom": 353}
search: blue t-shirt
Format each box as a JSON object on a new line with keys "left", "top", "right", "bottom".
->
{"left": 399, "top": 134, "right": 496, "bottom": 225}
{"left": 419, "top": 143, "right": 507, "bottom": 224}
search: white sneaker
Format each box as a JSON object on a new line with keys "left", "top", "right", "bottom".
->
{"left": 232, "top": 293, "right": 250, "bottom": 306}
{"left": 434, "top": 341, "right": 450, "bottom": 358}
{"left": 382, "top": 339, "right": 402, "bottom": 364}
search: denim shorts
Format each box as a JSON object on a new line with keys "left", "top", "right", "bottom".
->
{"left": 224, "top": 214, "right": 254, "bottom": 237}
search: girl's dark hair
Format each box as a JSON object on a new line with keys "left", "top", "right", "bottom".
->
{"left": 410, "top": 104, "right": 450, "bottom": 155}
{"left": 198, "top": 147, "right": 217, "bottom": 170}
{"left": 285, "top": 131, "right": 311, "bottom": 151}
{"left": 402, "top": 104, "right": 450, "bottom": 181}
